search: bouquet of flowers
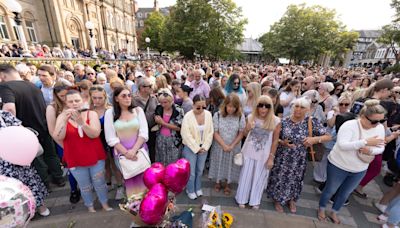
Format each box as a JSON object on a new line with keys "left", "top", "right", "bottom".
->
{"left": 203, "top": 206, "right": 234, "bottom": 228}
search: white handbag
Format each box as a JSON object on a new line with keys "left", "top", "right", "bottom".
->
{"left": 234, "top": 153, "right": 243, "bottom": 166}
{"left": 118, "top": 148, "right": 151, "bottom": 179}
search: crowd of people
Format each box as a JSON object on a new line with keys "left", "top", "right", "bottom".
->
{"left": 0, "top": 59, "right": 399, "bottom": 228}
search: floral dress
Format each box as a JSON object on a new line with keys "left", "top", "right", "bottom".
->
{"left": 0, "top": 111, "right": 48, "bottom": 207}
{"left": 267, "top": 116, "right": 326, "bottom": 205}
{"left": 208, "top": 112, "right": 245, "bottom": 184}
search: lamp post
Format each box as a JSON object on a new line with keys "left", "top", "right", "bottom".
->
{"left": 85, "top": 20, "right": 97, "bottom": 58}
{"left": 5, "top": 0, "right": 28, "bottom": 51}
{"left": 145, "top": 37, "right": 150, "bottom": 59}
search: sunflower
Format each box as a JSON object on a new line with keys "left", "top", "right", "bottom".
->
{"left": 210, "top": 211, "right": 219, "bottom": 223}
{"left": 222, "top": 213, "right": 233, "bottom": 227}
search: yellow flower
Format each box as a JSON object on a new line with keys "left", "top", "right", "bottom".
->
{"left": 211, "top": 211, "right": 219, "bottom": 223}
{"left": 223, "top": 213, "right": 233, "bottom": 226}
{"left": 208, "top": 225, "right": 217, "bottom": 228}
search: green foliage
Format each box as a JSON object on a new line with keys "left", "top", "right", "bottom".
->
{"left": 162, "top": 0, "right": 247, "bottom": 59}
{"left": 141, "top": 11, "right": 166, "bottom": 54}
{"left": 378, "top": 0, "right": 400, "bottom": 64}
{"left": 259, "top": 4, "right": 357, "bottom": 64}
{"left": 330, "top": 30, "right": 359, "bottom": 64}
{"left": 384, "top": 63, "right": 400, "bottom": 73}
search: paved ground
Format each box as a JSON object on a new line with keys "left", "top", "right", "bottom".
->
{"left": 29, "top": 162, "right": 389, "bottom": 228}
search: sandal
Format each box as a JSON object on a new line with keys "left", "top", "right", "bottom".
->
{"left": 288, "top": 201, "right": 297, "bottom": 214}
{"left": 328, "top": 213, "right": 341, "bottom": 224}
{"left": 223, "top": 185, "right": 231, "bottom": 196}
{"left": 353, "top": 190, "right": 367, "bottom": 199}
{"left": 214, "top": 183, "right": 222, "bottom": 192}
{"left": 274, "top": 202, "right": 284, "bottom": 213}
{"left": 238, "top": 204, "right": 246, "bottom": 209}
{"left": 317, "top": 210, "right": 328, "bottom": 222}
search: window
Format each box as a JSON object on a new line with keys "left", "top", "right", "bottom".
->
{"left": 71, "top": 37, "right": 80, "bottom": 49}
{"left": 139, "top": 20, "right": 144, "bottom": 27}
{"left": 25, "top": 21, "right": 38, "bottom": 43}
{"left": 0, "top": 16, "right": 9, "bottom": 39}
{"left": 137, "top": 12, "right": 142, "bottom": 18}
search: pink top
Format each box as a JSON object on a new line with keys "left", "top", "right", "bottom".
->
{"left": 160, "top": 114, "right": 172, "bottom": 136}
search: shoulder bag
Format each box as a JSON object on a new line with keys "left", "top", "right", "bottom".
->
{"left": 307, "top": 117, "right": 325, "bottom": 163}
{"left": 118, "top": 148, "right": 151, "bottom": 179}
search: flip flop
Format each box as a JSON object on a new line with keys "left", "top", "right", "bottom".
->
{"left": 317, "top": 212, "right": 328, "bottom": 222}
{"left": 353, "top": 190, "right": 367, "bottom": 199}
{"left": 327, "top": 214, "right": 341, "bottom": 224}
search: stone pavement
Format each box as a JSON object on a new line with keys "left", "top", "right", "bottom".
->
{"left": 29, "top": 163, "right": 389, "bottom": 228}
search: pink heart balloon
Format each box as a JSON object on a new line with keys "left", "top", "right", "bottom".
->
{"left": 163, "top": 158, "right": 190, "bottom": 194}
{"left": 139, "top": 183, "right": 168, "bottom": 225}
{"left": 0, "top": 126, "right": 39, "bottom": 166}
{"left": 143, "top": 163, "right": 165, "bottom": 189}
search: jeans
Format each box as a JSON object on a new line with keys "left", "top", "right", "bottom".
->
{"left": 319, "top": 161, "right": 366, "bottom": 212}
{"left": 55, "top": 144, "right": 78, "bottom": 192}
{"left": 69, "top": 160, "right": 108, "bottom": 207}
{"left": 182, "top": 146, "right": 207, "bottom": 194}
{"left": 386, "top": 196, "right": 400, "bottom": 225}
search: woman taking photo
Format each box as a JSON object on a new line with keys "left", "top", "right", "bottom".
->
{"left": 209, "top": 94, "right": 245, "bottom": 195}
{"left": 318, "top": 100, "right": 386, "bottom": 224}
{"left": 235, "top": 95, "right": 280, "bottom": 209}
{"left": 104, "top": 87, "right": 149, "bottom": 208}
{"left": 279, "top": 80, "right": 300, "bottom": 117}
{"left": 244, "top": 82, "right": 261, "bottom": 117}
{"left": 155, "top": 88, "right": 185, "bottom": 165}
{"left": 267, "top": 97, "right": 331, "bottom": 213}
{"left": 53, "top": 90, "right": 111, "bottom": 213}
{"left": 181, "top": 95, "right": 214, "bottom": 200}
{"left": 89, "top": 86, "right": 124, "bottom": 200}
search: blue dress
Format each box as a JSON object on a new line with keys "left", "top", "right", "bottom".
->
{"left": 267, "top": 116, "right": 327, "bottom": 205}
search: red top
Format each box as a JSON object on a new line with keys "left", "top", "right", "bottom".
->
{"left": 63, "top": 112, "right": 106, "bottom": 168}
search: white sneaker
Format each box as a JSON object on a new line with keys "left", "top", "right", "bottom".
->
{"left": 39, "top": 208, "right": 50, "bottom": 217}
{"left": 374, "top": 202, "right": 387, "bottom": 213}
{"left": 196, "top": 189, "right": 203, "bottom": 197}
{"left": 115, "top": 187, "right": 125, "bottom": 200}
{"left": 187, "top": 192, "right": 197, "bottom": 200}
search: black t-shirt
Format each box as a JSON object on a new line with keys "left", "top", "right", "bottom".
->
{"left": 0, "top": 81, "right": 48, "bottom": 135}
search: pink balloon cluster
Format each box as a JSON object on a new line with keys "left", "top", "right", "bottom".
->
{"left": 140, "top": 158, "right": 190, "bottom": 225}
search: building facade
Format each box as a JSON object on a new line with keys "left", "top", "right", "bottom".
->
{"left": 347, "top": 30, "right": 382, "bottom": 66}
{"left": 0, "top": 0, "right": 138, "bottom": 54}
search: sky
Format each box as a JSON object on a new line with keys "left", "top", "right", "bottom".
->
{"left": 138, "top": 0, "right": 396, "bottom": 38}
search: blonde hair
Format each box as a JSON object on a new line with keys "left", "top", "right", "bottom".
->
{"left": 249, "top": 95, "right": 276, "bottom": 131}
{"left": 246, "top": 82, "right": 261, "bottom": 107}
{"left": 360, "top": 99, "right": 386, "bottom": 117}
{"left": 89, "top": 86, "right": 110, "bottom": 109}
{"left": 156, "top": 75, "right": 168, "bottom": 90}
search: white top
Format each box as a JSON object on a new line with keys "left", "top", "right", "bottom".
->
{"left": 328, "top": 119, "right": 385, "bottom": 173}
{"left": 104, "top": 107, "right": 149, "bottom": 147}
{"left": 280, "top": 91, "right": 295, "bottom": 117}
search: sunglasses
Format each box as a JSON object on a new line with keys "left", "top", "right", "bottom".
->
{"left": 366, "top": 116, "right": 386, "bottom": 125}
{"left": 196, "top": 106, "right": 207, "bottom": 110}
{"left": 120, "top": 93, "right": 132, "bottom": 99}
{"left": 101, "top": 68, "right": 106, "bottom": 70}
{"left": 158, "top": 92, "right": 171, "bottom": 97}
{"left": 394, "top": 91, "right": 400, "bottom": 94}
{"left": 339, "top": 103, "right": 350, "bottom": 107}
{"left": 146, "top": 69, "right": 152, "bottom": 72}
{"left": 142, "top": 85, "right": 152, "bottom": 88}
{"left": 257, "top": 103, "right": 271, "bottom": 109}
{"left": 348, "top": 89, "right": 355, "bottom": 92}
{"left": 233, "top": 82, "right": 240, "bottom": 85}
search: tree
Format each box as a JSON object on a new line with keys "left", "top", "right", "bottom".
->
{"left": 162, "top": 0, "right": 247, "bottom": 59}
{"left": 140, "top": 11, "right": 166, "bottom": 55}
{"left": 259, "top": 4, "right": 357, "bottom": 64}
{"left": 378, "top": 24, "right": 400, "bottom": 64}
{"left": 330, "top": 31, "right": 359, "bottom": 65}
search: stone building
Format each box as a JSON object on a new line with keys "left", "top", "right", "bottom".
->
{"left": 0, "top": 0, "right": 138, "bottom": 54}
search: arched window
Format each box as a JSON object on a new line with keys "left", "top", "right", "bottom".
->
{"left": 24, "top": 12, "right": 38, "bottom": 43}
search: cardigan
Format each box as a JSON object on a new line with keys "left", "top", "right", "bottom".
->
{"left": 181, "top": 110, "right": 214, "bottom": 153}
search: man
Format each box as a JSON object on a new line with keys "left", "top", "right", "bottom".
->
{"left": 190, "top": 69, "right": 210, "bottom": 99}
{"left": 302, "top": 76, "right": 317, "bottom": 93}
{"left": 174, "top": 63, "right": 184, "bottom": 80}
{"left": 132, "top": 78, "right": 158, "bottom": 162}
{"left": 0, "top": 64, "right": 65, "bottom": 188}
{"left": 38, "top": 64, "right": 57, "bottom": 105}
{"left": 73, "top": 63, "right": 86, "bottom": 82}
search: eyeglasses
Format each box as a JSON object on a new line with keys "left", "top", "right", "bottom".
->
{"left": 257, "top": 103, "right": 271, "bottom": 109}
{"left": 146, "top": 69, "right": 152, "bottom": 72}
{"left": 87, "top": 73, "right": 95, "bottom": 75}
{"left": 348, "top": 88, "right": 355, "bottom": 92}
{"left": 196, "top": 106, "right": 207, "bottom": 110}
{"left": 339, "top": 103, "right": 350, "bottom": 107}
{"left": 366, "top": 116, "right": 386, "bottom": 125}
{"left": 395, "top": 91, "right": 400, "bottom": 94}
{"left": 120, "top": 93, "right": 132, "bottom": 99}
{"left": 158, "top": 92, "right": 171, "bottom": 97}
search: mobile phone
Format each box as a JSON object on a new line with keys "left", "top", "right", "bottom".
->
{"left": 78, "top": 108, "right": 89, "bottom": 113}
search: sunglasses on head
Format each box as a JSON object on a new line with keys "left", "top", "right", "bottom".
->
{"left": 89, "top": 86, "right": 105, "bottom": 91}
{"left": 196, "top": 106, "right": 207, "bottom": 110}
{"left": 366, "top": 116, "right": 386, "bottom": 125}
{"left": 339, "top": 103, "right": 350, "bottom": 107}
{"left": 257, "top": 103, "right": 271, "bottom": 109}
{"left": 120, "top": 93, "right": 132, "bottom": 99}
{"left": 158, "top": 92, "right": 171, "bottom": 97}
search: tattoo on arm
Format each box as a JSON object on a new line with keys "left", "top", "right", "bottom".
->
{"left": 57, "top": 124, "right": 65, "bottom": 137}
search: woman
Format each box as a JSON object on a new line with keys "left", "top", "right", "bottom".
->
{"left": 77, "top": 79, "right": 93, "bottom": 109}
{"left": 302, "top": 90, "right": 326, "bottom": 124}
{"left": 0, "top": 110, "right": 50, "bottom": 216}
{"left": 391, "top": 86, "right": 400, "bottom": 104}
{"left": 236, "top": 96, "right": 280, "bottom": 209}
{"left": 89, "top": 86, "right": 124, "bottom": 200}
{"left": 176, "top": 84, "right": 193, "bottom": 114}
{"left": 241, "top": 75, "right": 251, "bottom": 91}
{"left": 244, "top": 82, "right": 261, "bottom": 117}
{"left": 155, "top": 88, "right": 184, "bottom": 165}
{"left": 181, "top": 95, "right": 214, "bottom": 200}
{"left": 267, "top": 97, "right": 331, "bottom": 213}
{"left": 155, "top": 75, "right": 169, "bottom": 92}
{"left": 46, "top": 82, "right": 80, "bottom": 204}
{"left": 318, "top": 82, "right": 335, "bottom": 113}
{"left": 331, "top": 82, "right": 344, "bottom": 107}
{"left": 221, "top": 75, "right": 228, "bottom": 89}
{"left": 171, "top": 79, "right": 183, "bottom": 105}
{"left": 361, "top": 77, "right": 372, "bottom": 89}
{"left": 64, "top": 71, "right": 75, "bottom": 85}
{"left": 318, "top": 100, "right": 386, "bottom": 224}
{"left": 262, "top": 87, "right": 283, "bottom": 118}
{"left": 207, "top": 87, "right": 226, "bottom": 117}
{"left": 279, "top": 80, "right": 300, "bottom": 117}
{"left": 224, "top": 74, "right": 247, "bottom": 106}
{"left": 53, "top": 90, "right": 111, "bottom": 212}
{"left": 104, "top": 87, "right": 149, "bottom": 222}
{"left": 209, "top": 94, "right": 245, "bottom": 195}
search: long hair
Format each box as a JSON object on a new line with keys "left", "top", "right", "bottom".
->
{"left": 284, "top": 80, "right": 299, "bottom": 92}
{"left": 224, "top": 74, "right": 244, "bottom": 94}
{"left": 53, "top": 82, "right": 69, "bottom": 117}
{"left": 112, "top": 86, "right": 136, "bottom": 122}
{"left": 220, "top": 93, "right": 242, "bottom": 118}
{"left": 246, "top": 82, "right": 261, "bottom": 108}
{"left": 89, "top": 85, "right": 111, "bottom": 110}
{"left": 248, "top": 95, "right": 276, "bottom": 131}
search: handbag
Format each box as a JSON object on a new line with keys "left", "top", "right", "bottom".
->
{"left": 307, "top": 117, "right": 325, "bottom": 163}
{"left": 118, "top": 148, "right": 151, "bottom": 179}
{"left": 234, "top": 152, "right": 243, "bottom": 166}
{"left": 356, "top": 120, "right": 375, "bottom": 163}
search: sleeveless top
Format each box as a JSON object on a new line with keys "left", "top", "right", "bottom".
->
{"left": 63, "top": 111, "right": 106, "bottom": 168}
